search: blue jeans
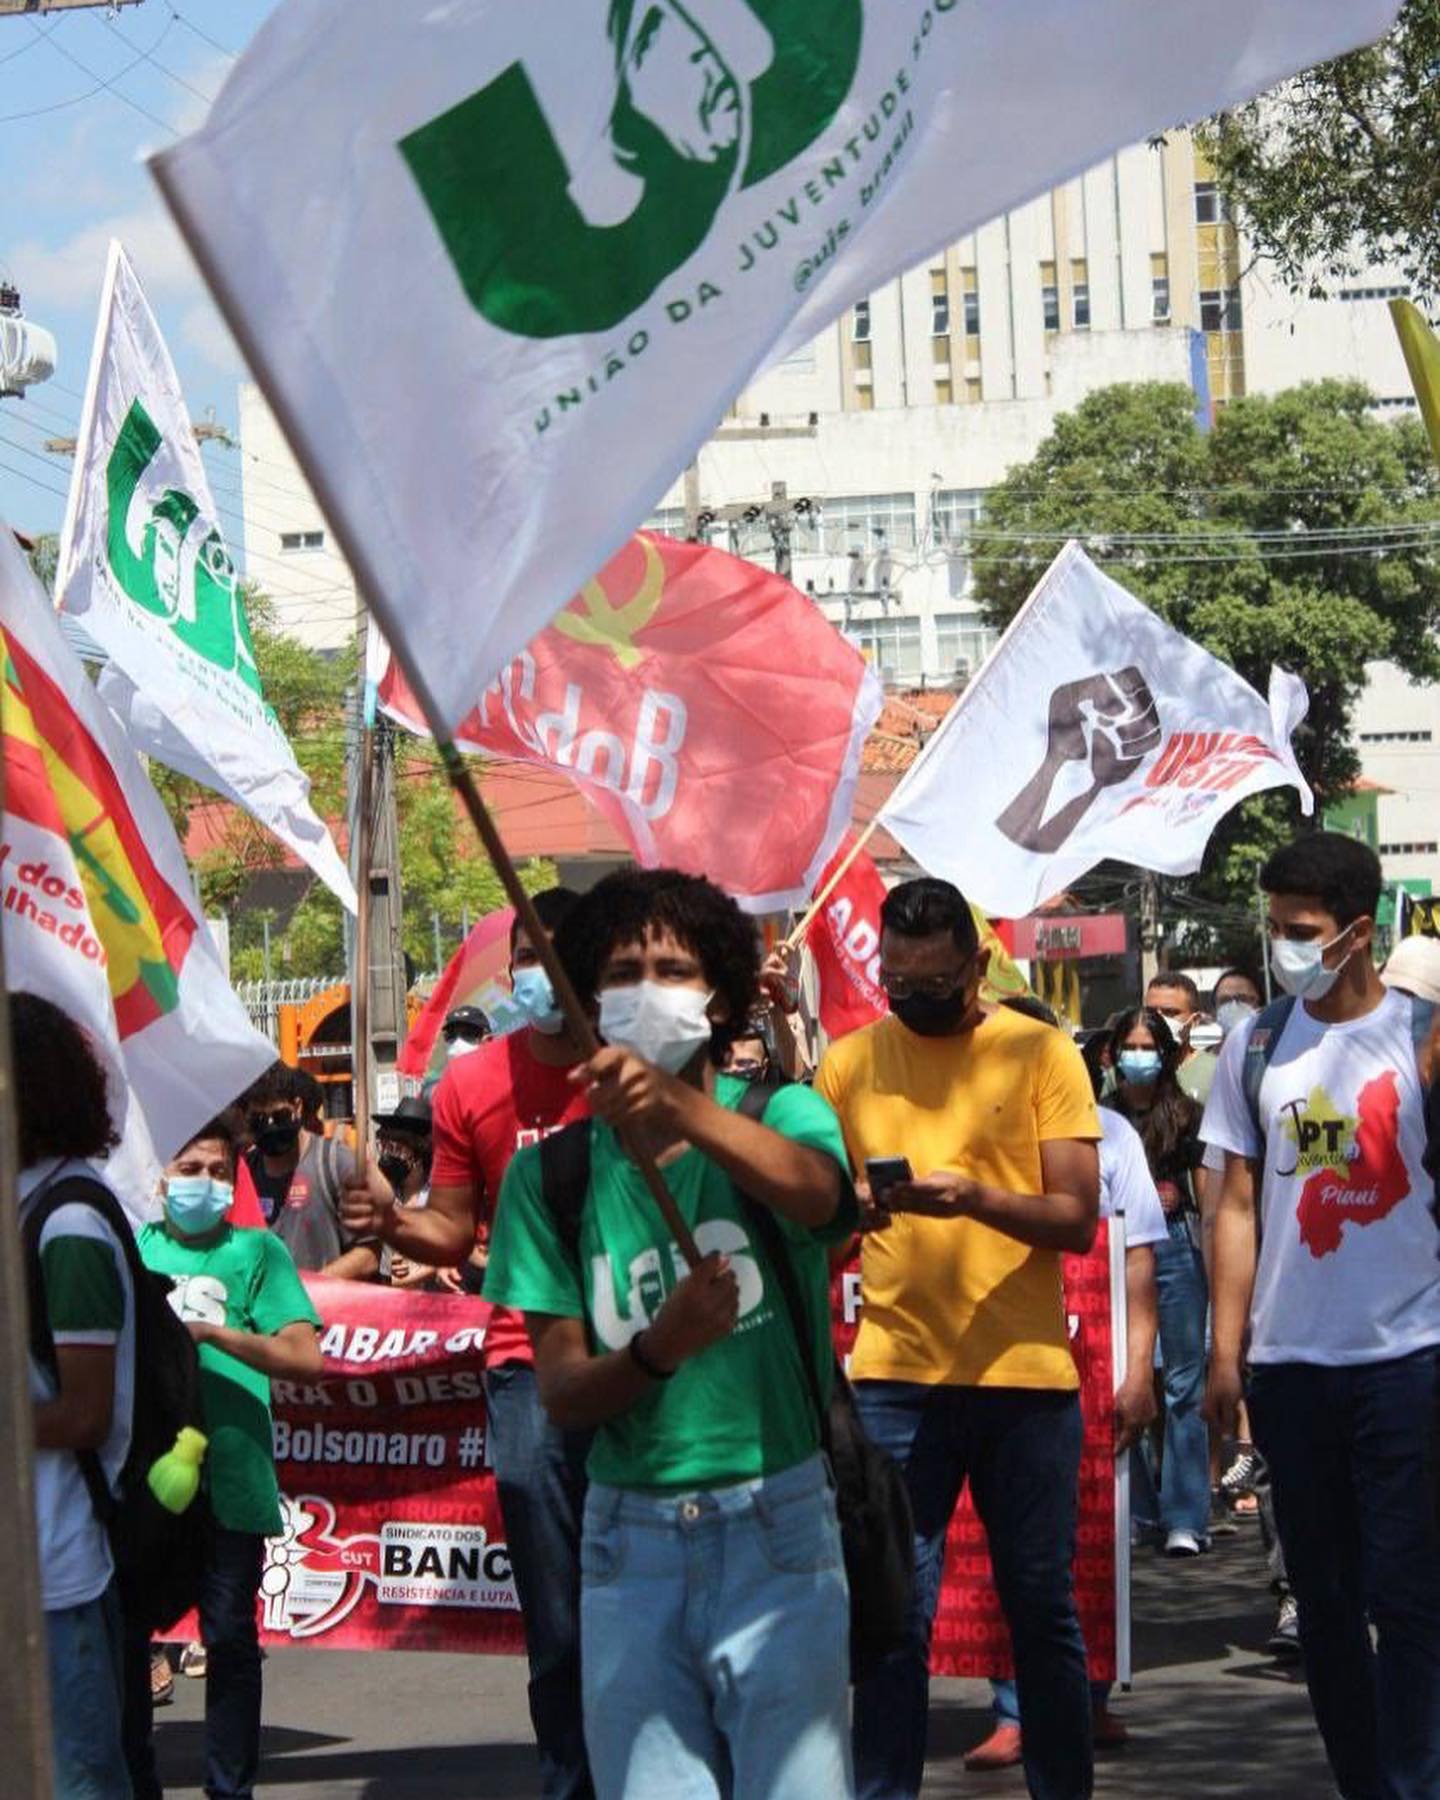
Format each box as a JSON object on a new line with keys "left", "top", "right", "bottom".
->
{"left": 580, "top": 1453, "right": 852, "bottom": 1799}
{"left": 993, "top": 1679, "right": 1111, "bottom": 1725}
{"left": 1146, "top": 1214, "right": 1210, "bottom": 1539}
{"left": 48, "top": 1580, "right": 130, "bottom": 1800}
{"left": 852, "top": 1381, "right": 1091, "bottom": 1800}
{"left": 1249, "top": 1350, "right": 1440, "bottom": 1800}
{"left": 122, "top": 1527, "right": 264, "bottom": 1800}
{"left": 485, "top": 1364, "right": 594, "bottom": 1800}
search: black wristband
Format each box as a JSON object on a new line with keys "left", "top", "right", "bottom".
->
{"left": 628, "top": 1330, "right": 676, "bottom": 1382}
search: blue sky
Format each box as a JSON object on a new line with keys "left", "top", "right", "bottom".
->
{"left": 1, "top": 0, "right": 280, "bottom": 541}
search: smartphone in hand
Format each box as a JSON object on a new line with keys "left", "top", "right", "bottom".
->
{"left": 864, "top": 1156, "right": 913, "bottom": 1202}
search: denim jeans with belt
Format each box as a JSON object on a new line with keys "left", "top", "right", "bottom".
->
{"left": 1249, "top": 1348, "right": 1440, "bottom": 1800}
{"left": 484, "top": 1363, "right": 595, "bottom": 1800}
{"left": 48, "top": 1579, "right": 130, "bottom": 1800}
{"left": 851, "top": 1380, "right": 1091, "bottom": 1800}
{"left": 579, "top": 1452, "right": 852, "bottom": 1800}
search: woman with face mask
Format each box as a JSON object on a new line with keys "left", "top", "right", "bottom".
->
{"left": 130, "top": 1110, "right": 323, "bottom": 1800}
{"left": 1106, "top": 1006, "right": 1211, "bottom": 1558}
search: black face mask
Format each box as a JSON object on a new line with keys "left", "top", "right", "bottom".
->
{"left": 256, "top": 1122, "right": 301, "bottom": 1157}
{"left": 890, "top": 986, "right": 974, "bottom": 1038}
{"left": 378, "top": 1151, "right": 413, "bottom": 1191}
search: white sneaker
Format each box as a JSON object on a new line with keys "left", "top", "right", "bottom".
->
{"left": 1164, "top": 1528, "right": 1206, "bottom": 1558}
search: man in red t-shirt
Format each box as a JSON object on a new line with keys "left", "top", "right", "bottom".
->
{"left": 343, "top": 887, "right": 592, "bottom": 1800}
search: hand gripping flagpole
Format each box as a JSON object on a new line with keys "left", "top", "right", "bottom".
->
{"left": 151, "top": 159, "right": 701, "bottom": 1271}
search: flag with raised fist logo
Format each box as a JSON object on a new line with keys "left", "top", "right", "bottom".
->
{"left": 878, "top": 543, "right": 1313, "bottom": 916}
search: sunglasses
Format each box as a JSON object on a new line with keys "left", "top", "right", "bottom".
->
{"left": 248, "top": 1108, "right": 297, "bottom": 1132}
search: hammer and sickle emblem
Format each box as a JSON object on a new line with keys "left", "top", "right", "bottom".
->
{"left": 552, "top": 537, "right": 665, "bottom": 670}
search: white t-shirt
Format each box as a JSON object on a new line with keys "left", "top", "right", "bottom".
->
{"left": 22, "top": 1157, "right": 136, "bottom": 1611}
{"left": 1099, "top": 1109, "right": 1168, "bottom": 1249}
{"left": 1202, "top": 990, "right": 1440, "bottom": 1365}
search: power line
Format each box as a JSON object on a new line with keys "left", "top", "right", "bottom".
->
{"left": 30, "top": 13, "right": 179, "bottom": 136}
{"left": 166, "top": 5, "right": 236, "bottom": 61}
{"left": 103, "top": 12, "right": 217, "bottom": 105}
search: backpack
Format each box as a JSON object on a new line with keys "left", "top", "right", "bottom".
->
{"left": 539, "top": 1084, "right": 915, "bottom": 1683}
{"left": 1241, "top": 992, "right": 1435, "bottom": 1140}
{"left": 25, "top": 1171, "right": 211, "bottom": 1635}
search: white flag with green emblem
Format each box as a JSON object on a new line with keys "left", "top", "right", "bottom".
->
{"left": 56, "top": 242, "right": 356, "bottom": 910}
{"left": 153, "top": 0, "right": 1399, "bottom": 731}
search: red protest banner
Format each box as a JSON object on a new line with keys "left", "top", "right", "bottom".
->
{"left": 376, "top": 533, "right": 882, "bottom": 911}
{"left": 832, "top": 1224, "right": 1118, "bottom": 1681}
{"left": 805, "top": 836, "right": 889, "bottom": 1040}
{"left": 257, "top": 1255, "right": 1117, "bottom": 1672}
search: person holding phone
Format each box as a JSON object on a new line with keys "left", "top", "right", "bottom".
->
{"left": 816, "top": 877, "right": 1101, "bottom": 1800}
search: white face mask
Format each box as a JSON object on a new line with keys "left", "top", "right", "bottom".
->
{"left": 1270, "top": 925, "right": 1355, "bottom": 1001}
{"left": 1216, "top": 998, "right": 1258, "bottom": 1038}
{"left": 598, "top": 981, "right": 715, "bottom": 1075}
{"left": 446, "top": 1035, "right": 483, "bottom": 1061}
{"left": 1187, "top": 1020, "right": 1223, "bottom": 1055}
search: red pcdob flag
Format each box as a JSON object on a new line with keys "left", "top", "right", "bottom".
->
{"left": 806, "top": 837, "right": 888, "bottom": 1041}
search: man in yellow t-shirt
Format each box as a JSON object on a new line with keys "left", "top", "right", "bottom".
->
{"left": 816, "top": 877, "right": 1101, "bottom": 1800}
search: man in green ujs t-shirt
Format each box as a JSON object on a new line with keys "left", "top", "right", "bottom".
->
{"left": 486, "top": 868, "right": 858, "bottom": 1800}
{"left": 129, "top": 1109, "right": 322, "bottom": 1800}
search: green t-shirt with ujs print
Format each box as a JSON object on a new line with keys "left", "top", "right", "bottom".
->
{"left": 484, "top": 1075, "right": 856, "bottom": 1491}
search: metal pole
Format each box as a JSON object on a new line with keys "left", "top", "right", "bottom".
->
{"left": 432, "top": 912, "right": 443, "bottom": 975}
{"left": 0, "top": 729, "right": 56, "bottom": 1799}
{"left": 261, "top": 913, "right": 273, "bottom": 987}
{"left": 351, "top": 709, "right": 376, "bottom": 1143}
{"left": 1139, "top": 872, "right": 1161, "bottom": 989}
{"left": 1258, "top": 885, "right": 1273, "bottom": 1003}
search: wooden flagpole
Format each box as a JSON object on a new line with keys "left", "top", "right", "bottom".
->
{"left": 781, "top": 817, "right": 881, "bottom": 954}
{"left": 151, "top": 157, "right": 701, "bottom": 1269}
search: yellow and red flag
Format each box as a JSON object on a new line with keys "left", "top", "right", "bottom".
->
{"left": 375, "top": 533, "right": 882, "bottom": 911}
{"left": 1, "top": 521, "right": 271, "bottom": 1190}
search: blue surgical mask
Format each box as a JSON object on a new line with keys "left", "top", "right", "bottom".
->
{"left": 165, "top": 1176, "right": 233, "bottom": 1236}
{"left": 510, "top": 965, "right": 564, "bottom": 1035}
{"left": 1117, "top": 1049, "right": 1163, "bottom": 1087}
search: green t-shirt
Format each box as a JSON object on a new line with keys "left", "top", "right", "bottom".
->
{"left": 484, "top": 1076, "right": 856, "bottom": 1491}
{"left": 137, "top": 1223, "right": 320, "bottom": 1535}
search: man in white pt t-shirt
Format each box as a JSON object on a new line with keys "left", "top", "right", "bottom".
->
{"left": 1203, "top": 832, "right": 1440, "bottom": 1800}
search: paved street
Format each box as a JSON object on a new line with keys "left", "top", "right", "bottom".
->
{"left": 156, "top": 1524, "right": 1331, "bottom": 1798}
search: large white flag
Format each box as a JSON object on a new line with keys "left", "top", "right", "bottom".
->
{"left": 1, "top": 520, "right": 274, "bottom": 1199}
{"left": 151, "top": 0, "right": 1399, "bottom": 732}
{"left": 56, "top": 242, "right": 355, "bottom": 911}
{"left": 878, "top": 542, "right": 1313, "bottom": 916}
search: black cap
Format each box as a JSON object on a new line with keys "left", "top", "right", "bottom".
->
{"left": 372, "top": 1095, "right": 433, "bottom": 1136}
{"left": 442, "top": 1005, "right": 489, "bottom": 1038}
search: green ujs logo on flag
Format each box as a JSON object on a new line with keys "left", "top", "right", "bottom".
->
{"left": 400, "top": 0, "right": 863, "bottom": 340}
{"left": 106, "top": 398, "right": 267, "bottom": 705}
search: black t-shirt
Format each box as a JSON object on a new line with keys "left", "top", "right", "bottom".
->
{"left": 244, "top": 1135, "right": 358, "bottom": 1271}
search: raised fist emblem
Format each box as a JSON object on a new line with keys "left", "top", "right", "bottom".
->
{"left": 997, "top": 668, "right": 1162, "bottom": 855}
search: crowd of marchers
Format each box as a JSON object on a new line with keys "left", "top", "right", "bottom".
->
{"left": 21, "top": 827, "right": 1440, "bottom": 1800}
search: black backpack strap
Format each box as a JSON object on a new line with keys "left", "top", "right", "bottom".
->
{"left": 22, "top": 1171, "right": 132, "bottom": 1527}
{"left": 538, "top": 1120, "right": 594, "bottom": 1264}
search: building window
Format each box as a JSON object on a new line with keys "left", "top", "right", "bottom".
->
{"left": 279, "top": 529, "right": 324, "bottom": 551}
{"left": 932, "top": 291, "right": 950, "bottom": 336}
{"left": 934, "top": 612, "right": 997, "bottom": 676}
{"left": 966, "top": 376, "right": 983, "bottom": 403}
{"left": 643, "top": 507, "right": 687, "bottom": 539}
{"left": 935, "top": 378, "right": 953, "bottom": 405}
{"left": 1151, "top": 252, "right": 1171, "bottom": 322}
{"left": 932, "top": 488, "right": 986, "bottom": 593}
{"left": 1340, "top": 284, "right": 1411, "bottom": 302}
{"left": 1359, "top": 729, "right": 1433, "bottom": 744}
{"left": 962, "top": 268, "right": 980, "bottom": 336}
{"left": 1041, "top": 260, "right": 1059, "bottom": 333}
{"left": 854, "top": 616, "right": 922, "bottom": 683}
{"left": 1072, "top": 259, "right": 1090, "bottom": 331}
{"left": 1380, "top": 841, "right": 1439, "bottom": 856}
{"left": 852, "top": 299, "right": 871, "bottom": 342}
{"left": 1194, "top": 180, "right": 1233, "bottom": 224}
{"left": 1200, "top": 286, "right": 1243, "bottom": 332}
{"left": 800, "top": 492, "right": 918, "bottom": 556}
{"left": 857, "top": 386, "right": 875, "bottom": 411}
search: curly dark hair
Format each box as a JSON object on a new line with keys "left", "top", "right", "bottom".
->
{"left": 241, "top": 1062, "right": 309, "bottom": 1112}
{"left": 11, "top": 992, "right": 119, "bottom": 1169}
{"left": 1104, "top": 1005, "right": 1201, "bottom": 1175}
{"left": 554, "top": 868, "right": 759, "bottom": 1066}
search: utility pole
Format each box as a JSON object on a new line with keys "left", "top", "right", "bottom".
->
{"left": 1138, "top": 872, "right": 1162, "bottom": 990}
{"left": 672, "top": 417, "right": 817, "bottom": 549}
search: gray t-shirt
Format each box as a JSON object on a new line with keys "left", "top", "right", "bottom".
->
{"left": 249, "top": 1135, "right": 358, "bottom": 1272}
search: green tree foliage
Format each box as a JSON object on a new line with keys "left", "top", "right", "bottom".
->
{"left": 971, "top": 380, "right": 1440, "bottom": 958}
{"left": 1202, "top": 1, "right": 1440, "bottom": 301}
